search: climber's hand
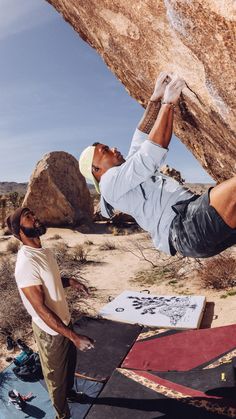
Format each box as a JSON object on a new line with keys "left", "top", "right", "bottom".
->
{"left": 162, "top": 76, "right": 186, "bottom": 105}
{"left": 150, "top": 72, "right": 172, "bottom": 102}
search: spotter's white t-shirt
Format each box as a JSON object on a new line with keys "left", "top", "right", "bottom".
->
{"left": 15, "top": 245, "right": 71, "bottom": 335}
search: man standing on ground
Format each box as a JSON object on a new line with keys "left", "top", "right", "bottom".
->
{"left": 79, "top": 73, "right": 236, "bottom": 258}
{"left": 6, "top": 207, "right": 94, "bottom": 419}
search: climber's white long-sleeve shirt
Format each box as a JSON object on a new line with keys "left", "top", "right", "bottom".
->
{"left": 100, "top": 129, "right": 194, "bottom": 254}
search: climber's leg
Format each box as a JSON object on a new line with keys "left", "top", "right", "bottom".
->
{"left": 209, "top": 176, "right": 236, "bottom": 228}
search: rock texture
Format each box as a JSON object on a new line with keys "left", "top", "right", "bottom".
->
{"left": 47, "top": 0, "right": 236, "bottom": 182}
{"left": 23, "top": 151, "right": 93, "bottom": 226}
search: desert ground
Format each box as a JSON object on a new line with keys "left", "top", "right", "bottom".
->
{"left": 0, "top": 214, "right": 236, "bottom": 371}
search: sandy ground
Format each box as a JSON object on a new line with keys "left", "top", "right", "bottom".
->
{"left": 0, "top": 224, "right": 236, "bottom": 370}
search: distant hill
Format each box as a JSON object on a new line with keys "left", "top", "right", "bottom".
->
{"left": 0, "top": 182, "right": 28, "bottom": 195}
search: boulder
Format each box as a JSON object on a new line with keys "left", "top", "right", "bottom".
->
{"left": 46, "top": 0, "right": 236, "bottom": 182}
{"left": 161, "top": 165, "right": 185, "bottom": 184}
{"left": 23, "top": 151, "right": 93, "bottom": 226}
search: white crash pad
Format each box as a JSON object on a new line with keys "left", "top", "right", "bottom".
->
{"left": 99, "top": 291, "right": 206, "bottom": 329}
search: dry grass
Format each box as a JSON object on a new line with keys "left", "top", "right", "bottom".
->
{"left": 84, "top": 239, "right": 94, "bottom": 246}
{"left": 0, "top": 255, "right": 31, "bottom": 339}
{"left": 66, "top": 278, "right": 93, "bottom": 320}
{"left": 6, "top": 239, "right": 20, "bottom": 254}
{"left": 53, "top": 241, "right": 69, "bottom": 265}
{"left": 53, "top": 241, "right": 92, "bottom": 276}
{"left": 109, "top": 226, "right": 121, "bottom": 236}
{"left": 131, "top": 267, "right": 173, "bottom": 286}
{"left": 70, "top": 244, "right": 89, "bottom": 263}
{"left": 198, "top": 254, "right": 236, "bottom": 290}
{"left": 99, "top": 240, "right": 116, "bottom": 251}
{"left": 48, "top": 234, "right": 62, "bottom": 241}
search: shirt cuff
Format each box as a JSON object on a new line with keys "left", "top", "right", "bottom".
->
{"left": 148, "top": 139, "right": 169, "bottom": 151}
{"left": 141, "top": 140, "right": 168, "bottom": 164}
{"left": 133, "top": 128, "right": 149, "bottom": 142}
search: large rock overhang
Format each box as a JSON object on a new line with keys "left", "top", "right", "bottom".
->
{"left": 46, "top": 0, "right": 236, "bottom": 182}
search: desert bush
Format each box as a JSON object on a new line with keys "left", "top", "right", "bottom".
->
{"left": 109, "top": 226, "right": 120, "bottom": 236}
{"left": 0, "top": 255, "right": 31, "bottom": 336}
{"left": 84, "top": 240, "right": 93, "bottom": 246}
{"left": 70, "top": 244, "right": 89, "bottom": 263}
{"left": 99, "top": 240, "right": 116, "bottom": 251}
{"left": 6, "top": 239, "right": 20, "bottom": 254}
{"left": 0, "top": 256, "right": 15, "bottom": 286}
{"left": 198, "top": 255, "right": 236, "bottom": 289}
{"left": 8, "top": 192, "right": 19, "bottom": 209}
{"left": 65, "top": 275, "right": 95, "bottom": 320}
{"left": 49, "top": 234, "right": 62, "bottom": 241}
{"left": 53, "top": 241, "right": 69, "bottom": 265}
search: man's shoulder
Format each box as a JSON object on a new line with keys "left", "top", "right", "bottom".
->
{"left": 15, "top": 247, "right": 35, "bottom": 270}
{"left": 16, "top": 246, "right": 51, "bottom": 269}
{"left": 100, "top": 166, "right": 121, "bottom": 193}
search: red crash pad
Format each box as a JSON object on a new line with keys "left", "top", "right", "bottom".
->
{"left": 122, "top": 324, "right": 236, "bottom": 371}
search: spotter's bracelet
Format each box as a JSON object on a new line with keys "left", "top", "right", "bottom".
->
{"left": 161, "top": 101, "right": 176, "bottom": 108}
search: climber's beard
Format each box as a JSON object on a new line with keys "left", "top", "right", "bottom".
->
{"left": 20, "top": 220, "right": 47, "bottom": 238}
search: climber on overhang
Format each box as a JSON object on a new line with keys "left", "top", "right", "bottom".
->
{"left": 79, "top": 72, "right": 236, "bottom": 258}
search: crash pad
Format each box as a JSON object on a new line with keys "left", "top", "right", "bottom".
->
{"left": 99, "top": 290, "right": 206, "bottom": 328}
{"left": 73, "top": 316, "right": 142, "bottom": 382}
{"left": 155, "top": 358, "right": 236, "bottom": 399}
{"left": 87, "top": 368, "right": 236, "bottom": 419}
{"left": 122, "top": 324, "right": 236, "bottom": 372}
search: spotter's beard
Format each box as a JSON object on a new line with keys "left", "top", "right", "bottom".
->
{"left": 20, "top": 221, "right": 47, "bottom": 238}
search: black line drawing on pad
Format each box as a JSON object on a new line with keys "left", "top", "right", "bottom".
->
{"left": 127, "top": 295, "right": 197, "bottom": 326}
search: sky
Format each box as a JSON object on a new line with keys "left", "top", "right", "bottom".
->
{"left": 0, "top": 0, "right": 213, "bottom": 183}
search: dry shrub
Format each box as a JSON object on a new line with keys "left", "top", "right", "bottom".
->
{"left": 84, "top": 240, "right": 93, "bottom": 246}
{"left": 49, "top": 234, "right": 62, "bottom": 241}
{"left": 198, "top": 255, "right": 236, "bottom": 289}
{"left": 6, "top": 239, "right": 20, "bottom": 254}
{"left": 0, "top": 256, "right": 31, "bottom": 337}
{"left": 70, "top": 244, "right": 89, "bottom": 263}
{"left": 99, "top": 240, "right": 116, "bottom": 251}
{"left": 66, "top": 278, "right": 92, "bottom": 320}
{"left": 109, "top": 226, "right": 121, "bottom": 236}
{"left": 53, "top": 241, "right": 69, "bottom": 265}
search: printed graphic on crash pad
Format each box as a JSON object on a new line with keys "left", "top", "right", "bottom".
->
{"left": 99, "top": 291, "right": 206, "bottom": 329}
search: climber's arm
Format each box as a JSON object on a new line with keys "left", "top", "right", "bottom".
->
{"left": 149, "top": 77, "right": 185, "bottom": 149}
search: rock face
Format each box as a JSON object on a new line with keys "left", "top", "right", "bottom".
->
{"left": 23, "top": 151, "right": 93, "bottom": 226}
{"left": 47, "top": 0, "right": 236, "bottom": 182}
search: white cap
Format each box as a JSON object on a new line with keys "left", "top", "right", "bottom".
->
{"left": 79, "top": 146, "right": 100, "bottom": 194}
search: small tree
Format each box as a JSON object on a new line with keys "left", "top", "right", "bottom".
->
{"left": 9, "top": 192, "right": 19, "bottom": 209}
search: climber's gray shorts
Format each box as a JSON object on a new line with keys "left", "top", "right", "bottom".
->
{"left": 169, "top": 188, "right": 236, "bottom": 258}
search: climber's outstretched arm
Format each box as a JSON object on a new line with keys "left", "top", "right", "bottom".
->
{"left": 149, "top": 77, "right": 185, "bottom": 149}
{"left": 138, "top": 72, "right": 171, "bottom": 134}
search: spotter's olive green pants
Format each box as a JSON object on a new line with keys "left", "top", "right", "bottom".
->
{"left": 32, "top": 321, "right": 76, "bottom": 419}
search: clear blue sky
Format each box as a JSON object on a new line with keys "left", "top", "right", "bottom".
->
{"left": 0, "top": 0, "right": 213, "bottom": 183}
